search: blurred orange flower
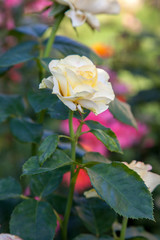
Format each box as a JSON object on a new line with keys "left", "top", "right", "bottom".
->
{"left": 92, "top": 43, "right": 114, "bottom": 58}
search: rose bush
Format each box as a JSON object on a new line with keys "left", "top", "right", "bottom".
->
{"left": 124, "top": 161, "right": 160, "bottom": 192}
{"left": 55, "top": 0, "right": 120, "bottom": 29}
{"left": 39, "top": 55, "right": 115, "bottom": 115}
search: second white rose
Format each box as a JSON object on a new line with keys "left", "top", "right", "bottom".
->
{"left": 39, "top": 55, "right": 115, "bottom": 115}
{"left": 55, "top": 0, "right": 120, "bottom": 30}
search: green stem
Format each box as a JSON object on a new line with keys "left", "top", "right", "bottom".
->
{"left": 36, "top": 58, "right": 45, "bottom": 82}
{"left": 20, "top": 194, "right": 31, "bottom": 200}
{"left": 120, "top": 217, "right": 128, "bottom": 240}
{"left": 43, "top": 13, "right": 63, "bottom": 58}
{"left": 62, "top": 110, "right": 78, "bottom": 240}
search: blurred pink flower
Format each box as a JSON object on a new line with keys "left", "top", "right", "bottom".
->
{"left": 0, "top": 8, "right": 15, "bottom": 29}
{"left": 25, "top": 0, "right": 52, "bottom": 13}
{"left": 34, "top": 196, "right": 41, "bottom": 201}
{"left": 4, "top": 0, "right": 22, "bottom": 8}
{"left": 24, "top": 186, "right": 30, "bottom": 196}
{"left": 8, "top": 66, "right": 22, "bottom": 83}
{"left": 62, "top": 169, "right": 91, "bottom": 194}
{"left": 61, "top": 110, "right": 148, "bottom": 153}
{"left": 0, "top": 0, "right": 22, "bottom": 30}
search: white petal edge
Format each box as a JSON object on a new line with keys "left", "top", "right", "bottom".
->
{"left": 58, "top": 95, "right": 77, "bottom": 111}
{"left": 39, "top": 76, "right": 54, "bottom": 89}
{"left": 97, "top": 68, "right": 110, "bottom": 84}
{"left": 86, "top": 13, "right": 100, "bottom": 30}
{"left": 65, "top": 10, "right": 87, "bottom": 27}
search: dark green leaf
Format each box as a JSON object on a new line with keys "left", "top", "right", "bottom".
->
{"left": 86, "top": 162, "right": 153, "bottom": 220}
{"left": 39, "top": 58, "right": 52, "bottom": 72}
{"left": 85, "top": 120, "right": 122, "bottom": 153}
{"left": 38, "top": 135, "right": 59, "bottom": 165}
{"left": 15, "top": 24, "right": 48, "bottom": 38}
{"left": 54, "top": 36, "right": 103, "bottom": 65}
{"left": 83, "top": 152, "right": 110, "bottom": 165}
{"left": 129, "top": 88, "right": 160, "bottom": 105}
{"left": 48, "top": 99, "right": 69, "bottom": 120}
{"left": 10, "top": 118, "right": 43, "bottom": 143}
{"left": 10, "top": 199, "right": 57, "bottom": 240}
{"left": 46, "top": 193, "right": 67, "bottom": 214}
{"left": 74, "top": 109, "right": 90, "bottom": 120}
{"left": 49, "top": 3, "right": 68, "bottom": 17}
{"left": 73, "top": 234, "right": 112, "bottom": 240}
{"left": 76, "top": 198, "right": 116, "bottom": 236}
{"left": 48, "top": 98, "right": 90, "bottom": 120}
{"left": 0, "top": 66, "right": 9, "bottom": 75}
{"left": 28, "top": 89, "right": 58, "bottom": 113}
{"left": 109, "top": 98, "right": 137, "bottom": 128}
{"left": 0, "top": 41, "right": 38, "bottom": 67}
{"left": 30, "top": 169, "right": 65, "bottom": 197}
{"left": 0, "top": 177, "right": 22, "bottom": 200}
{"left": 0, "top": 94, "right": 25, "bottom": 123}
{"left": 22, "top": 149, "right": 72, "bottom": 176}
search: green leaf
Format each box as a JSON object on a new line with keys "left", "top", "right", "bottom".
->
{"left": 0, "top": 94, "right": 25, "bottom": 123}
{"left": 85, "top": 120, "right": 122, "bottom": 154}
{"left": 39, "top": 58, "right": 52, "bottom": 72}
{"left": 28, "top": 89, "right": 58, "bottom": 113}
{"left": 129, "top": 88, "right": 160, "bottom": 105}
{"left": 46, "top": 193, "right": 67, "bottom": 215}
{"left": 48, "top": 100, "right": 69, "bottom": 120}
{"left": 0, "top": 66, "right": 9, "bottom": 75}
{"left": 10, "top": 118, "right": 43, "bottom": 143}
{"left": 0, "top": 177, "right": 22, "bottom": 200}
{"left": 0, "top": 41, "right": 38, "bottom": 67}
{"left": 86, "top": 162, "right": 153, "bottom": 220}
{"left": 54, "top": 36, "right": 103, "bottom": 65}
{"left": 30, "top": 169, "right": 65, "bottom": 198}
{"left": 10, "top": 199, "right": 57, "bottom": 240}
{"left": 22, "top": 149, "right": 72, "bottom": 176}
{"left": 73, "top": 234, "right": 112, "bottom": 240}
{"left": 38, "top": 135, "right": 59, "bottom": 165}
{"left": 76, "top": 198, "right": 116, "bottom": 236}
{"left": 74, "top": 109, "right": 90, "bottom": 120}
{"left": 49, "top": 2, "right": 68, "bottom": 17}
{"left": 15, "top": 24, "right": 48, "bottom": 38}
{"left": 109, "top": 98, "right": 137, "bottom": 128}
{"left": 48, "top": 99, "right": 90, "bottom": 120}
{"left": 83, "top": 152, "right": 110, "bottom": 165}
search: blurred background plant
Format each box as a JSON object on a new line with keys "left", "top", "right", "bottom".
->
{"left": 0, "top": 0, "right": 160, "bottom": 239}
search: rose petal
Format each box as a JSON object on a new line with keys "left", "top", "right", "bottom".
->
{"left": 86, "top": 13, "right": 100, "bottom": 30}
{"left": 62, "top": 55, "right": 93, "bottom": 67}
{"left": 58, "top": 96, "right": 77, "bottom": 111}
{"left": 78, "top": 99, "right": 100, "bottom": 115}
{"left": 97, "top": 68, "right": 110, "bottom": 83}
{"left": 144, "top": 172, "right": 160, "bottom": 192}
{"left": 75, "top": 0, "right": 120, "bottom": 14}
{"left": 65, "top": 10, "right": 86, "bottom": 27}
{"left": 54, "top": 72, "right": 68, "bottom": 97}
{"left": 39, "top": 76, "right": 54, "bottom": 89}
{"left": 0, "top": 234, "right": 23, "bottom": 240}
{"left": 94, "top": 82, "right": 115, "bottom": 100}
{"left": 124, "top": 161, "right": 160, "bottom": 192}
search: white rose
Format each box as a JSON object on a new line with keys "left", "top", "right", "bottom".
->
{"left": 55, "top": 0, "right": 120, "bottom": 30}
{"left": 124, "top": 161, "right": 160, "bottom": 192}
{"left": 0, "top": 234, "right": 23, "bottom": 240}
{"left": 39, "top": 55, "right": 115, "bottom": 115}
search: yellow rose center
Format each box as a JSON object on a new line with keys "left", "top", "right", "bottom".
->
{"left": 78, "top": 69, "right": 97, "bottom": 87}
{"left": 79, "top": 70, "right": 93, "bottom": 79}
